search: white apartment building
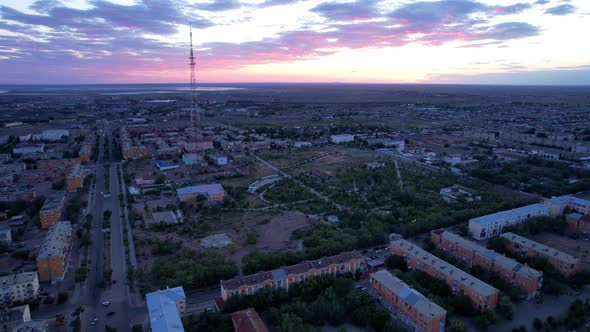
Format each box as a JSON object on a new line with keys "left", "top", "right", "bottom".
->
{"left": 0, "top": 272, "right": 40, "bottom": 306}
{"left": 468, "top": 203, "right": 550, "bottom": 240}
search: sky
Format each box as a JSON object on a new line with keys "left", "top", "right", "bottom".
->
{"left": 0, "top": 0, "right": 589, "bottom": 85}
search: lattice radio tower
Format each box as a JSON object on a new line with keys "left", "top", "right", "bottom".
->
{"left": 189, "top": 25, "right": 199, "bottom": 158}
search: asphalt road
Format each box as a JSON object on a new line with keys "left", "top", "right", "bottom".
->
{"left": 79, "top": 124, "right": 145, "bottom": 331}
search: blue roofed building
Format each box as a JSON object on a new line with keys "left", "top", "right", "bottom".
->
{"left": 146, "top": 286, "right": 186, "bottom": 332}
{"left": 176, "top": 183, "right": 225, "bottom": 203}
{"left": 468, "top": 203, "right": 550, "bottom": 240}
{"left": 155, "top": 160, "right": 179, "bottom": 171}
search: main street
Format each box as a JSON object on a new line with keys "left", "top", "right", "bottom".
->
{"left": 79, "top": 123, "right": 145, "bottom": 331}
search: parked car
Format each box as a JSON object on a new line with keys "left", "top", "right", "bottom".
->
{"left": 101, "top": 301, "right": 110, "bottom": 306}
{"left": 106, "top": 312, "right": 115, "bottom": 317}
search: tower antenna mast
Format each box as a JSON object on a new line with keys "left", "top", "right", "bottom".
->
{"left": 189, "top": 24, "right": 200, "bottom": 166}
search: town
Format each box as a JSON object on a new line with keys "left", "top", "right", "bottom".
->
{"left": 0, "top": 83, "right": 589, "bottom": 332}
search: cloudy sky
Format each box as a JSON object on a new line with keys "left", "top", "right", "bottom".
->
{"left": 0, "top": 0, "right": 589, "bottom": 84}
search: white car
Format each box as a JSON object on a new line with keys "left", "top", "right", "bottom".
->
{"left": 90, "top": 318, "right": 98, "bottom": 325}
{"left": 101, "top": 301, "right": 110, "bottom": 306}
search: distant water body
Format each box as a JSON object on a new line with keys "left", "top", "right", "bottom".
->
{"left": 0, "top": 84, "right": 244, "bottom": 95}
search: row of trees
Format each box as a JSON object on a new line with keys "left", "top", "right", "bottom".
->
{"left": 185, "top": 275, "right": 404, "bottom": 332}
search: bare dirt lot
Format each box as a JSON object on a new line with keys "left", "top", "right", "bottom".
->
{"left": 532, "top": 232, "right": 590, "bottom": 267}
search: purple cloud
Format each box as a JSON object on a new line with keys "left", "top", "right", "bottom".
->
{"left": 544, "top": 4, "right": 576, "bottom": 15}
{"left": 311, "top": 0, "right": 380, "bottom": 21}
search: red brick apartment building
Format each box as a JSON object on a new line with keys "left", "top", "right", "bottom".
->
{"left": 39, "top": 192, "right": 65, "bottom": 229}
{"left": 390, "top": 239, "right": 499, "bottom": 311}
{"left": 220, "top": 252, "right": 365, "bottom": 301}
{"left": 370, "top": 270, "right": 446, "bottom": 332}
{"left": 500, "top": 232, "right": 583, "bottom": 277}
{"left": 36, "top": 158, "right": 80, "bottom": 170}
{"left": 566, "top": 213, "right": 590, "bottom": 234}
{"left": 431, "top": 229, "right": 543, "bottom": 299}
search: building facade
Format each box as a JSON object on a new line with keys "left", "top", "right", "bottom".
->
{"left": 176, "top": 183, "right": 225, "bottom": 203}
{"left": 221, "top": 252, "right": 365, "bottom": 301}
{"left": 431, "top": 229, "right": 542, "bottom": 299}
{"left": 370, "top": 270, "right": 446, "bottom": 332}
{"left": 39, "top": 192, "right": 65, "bottom": 229}
{"left": 468, "top": 203, "right": 551, "bottom": 240}
{"left": 500, "top": 232, "right": 582, "bottom": 277}
{"left": 0, "top": 304, "right": 31, "bottom": 332}
{"left": 36, "top": 158, "right": 80, "bottom": 170}
{"left": 36, "top": 221, "right": 72, "bottom": 282}
{"left": 0, "top": 273, "right": 39, "bottom": 306}
{"left": 390, "top": 239, "right": 498, "bottom": 311}
{"left": 330, "top": 134, "right": 355, "bottom": 144}
{"left": 66, "top": 165, "right": 85, "bottom": 192}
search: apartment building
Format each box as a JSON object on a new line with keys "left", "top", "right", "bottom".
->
{"left": 78, "top": 144, "right": 92, "bottom": 163}
{"left": 390, "top": 239, "right": 498, "bottom": 311}
{"left": 0, "top": 304, "right": 31, "bottom": 332}
{"left": 500, "top": 232, "right": 583, "bottom": 277}
{"left": 431, "top": 229, "right": 542, "bottom": 298}
{"left": 544, "top": 195, "right": 590, "bottom": 216}
{"left": 176, "top": 183, "right": 225, "bottom": 203}
{"left": 370, "top": 270, "right": 446, "bottom": 332}
{"left": 66, "top": 165, "right": 85, "bottom": 192}
{"left": 146, "top": 286, "right": 186, "bottom": 332}
{"left": 39, "top": 191, "right": 65, "bottom": 229}
{"left": 36, "top": 221, "right": 72, "bottom": 282}
{"left": 468, "top": 203, "right": 550, "bottom": 240}
{"left": 0, "top": 272, "right": 39, "bottom": 306}
{"left": 36, "top": 158, "right": 80, "bottom": 170}
{"left": 221, "top": 252, "right": 365, "bottom": 301}
{"left": 566, "top": 213, "right": 590, "bottom": 234}
{"left": 120, "top": 126, "right": 150, "bottom": 161}
{"left": 330, "top": 134, "right": 355, "bottom": 144}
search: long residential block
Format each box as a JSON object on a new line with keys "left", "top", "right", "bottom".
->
{"left": 468, "top": 203, "right": 550, "bottom": 240}
{"left": 0, "top": 273, "right": 39, "bottom": 307}
{"left": 370, "top": 270, "right": 446, "bottom": 332}
{"left": 431, "top": 229, "right": 543, "bottom": 299}
{"left": 220, "top": 252, "right": 365, "bottom": 301}
{"left": 36, "top": 221, "right": 72, "bottom": 282}
{"left": 390, "top": 239, "right": 498, "bottom": 311}
{"left": 39, "top": 191, "right": 66, "bottom": 229}
{"left": 500, "top": 232, "right": 583, "bottom": 277}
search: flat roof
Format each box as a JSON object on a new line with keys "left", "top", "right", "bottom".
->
{"left": 146, "top": 286, "right": 186, "bottom": 332}
{"left": 222, "top": 252, "right": 362, "bottom": 291}
{"left": 37, "top": 221, "right": 71, "bottom": 259}
{"left": 433, "top": 229, "right": 542, "bottom": 279}
{"left": 0, "top": 272, "right": 37, "bottom": 287}
{"left": 391, "top": 239, "right": 498, "bottom": 297}
{"left": 469, "top": 203, "right": 550, "bottom": 226}
{"left": 176, "top": 183, "right": 224, "bottom": 196}
{"left": 371, "top": 270, "right": 446, "bottom": 318}
{"left": 231, "top": 308, "right": 269, "bottom": 332}
{"left": 41, "top": 192, "right": 65, "bottom": 211}
{"left": 500, "top": 232, "right": 580, "bottom": 265}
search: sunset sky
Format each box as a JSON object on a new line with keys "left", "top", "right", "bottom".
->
{"left": 0, "top": 0, "right": 589, "bottom": 84}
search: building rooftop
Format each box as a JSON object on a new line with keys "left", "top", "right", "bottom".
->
{"left": 433, "top": 229, "right": 542, "bottom": 280}
{"left": 37, "top": 221, "right": 71, "bottom": 260}
{"left": 222, "top": 252, "right": 363, "bottom": 291}
{"left": 0, "top": 304, "right": 29, "bottom": 323}
{"left": 146, "top": 286, "right": 186, "bottom": 332}
{"left": 371, "top": 270, "right": 446, "bottom": 318}
{"left": 500, "top": 232, "right": 580, "bottom": 265}
{"left": 0, "top": 272, "right": 37, "bottom": 287}
{"left": 391, "top": 239, "right": 498, "bottom": 297}
{"left": 176, "top": 183, "right": 224, "bottom": 197}
{"left": 40, "top": 192, "right": 65, "bottom": 211}
{"left": 231, "top": 308, "right": 269, "bottom": 332}
{"left": 469, "top": 203, "right": 550, "bottom": 226}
